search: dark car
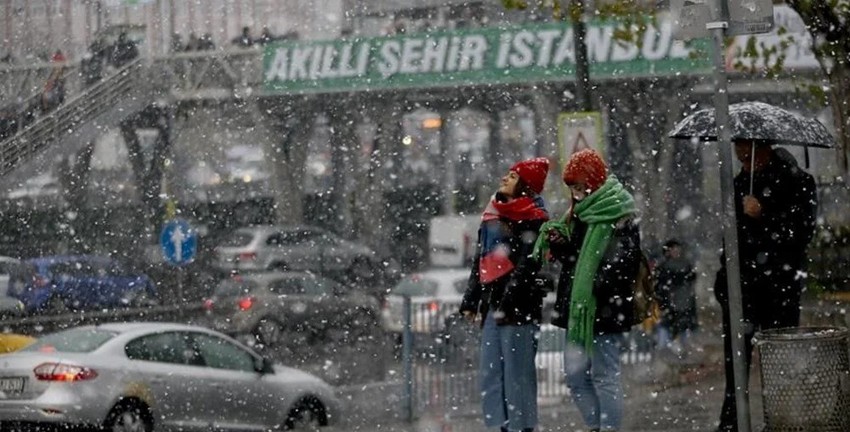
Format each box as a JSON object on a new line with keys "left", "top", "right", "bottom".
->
{"left": 8, "top": 255, "right": 157, "bottom": 313}
{"left": 202, "top": 271, "right": 381, "bottom": 350}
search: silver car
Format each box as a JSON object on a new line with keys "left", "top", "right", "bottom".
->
{"left": 203, "top": 271, "right": 381, "bottom": 348}
{"left": 213, "top": 225, "right": 381, "bottom": 280}
{"left": 0, "top": 323, "right": 340, "bottom": 431}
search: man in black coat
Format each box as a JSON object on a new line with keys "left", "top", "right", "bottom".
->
{"left": 715, "top": 140, "right": 817, "bottom": 432}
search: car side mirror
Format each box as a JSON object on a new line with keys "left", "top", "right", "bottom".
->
{"left": 259, "top": 357, "right": 275, "bottom": 375}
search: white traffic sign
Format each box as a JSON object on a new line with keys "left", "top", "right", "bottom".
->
{"left": 727, "top": 0, "right": 774, "bottom": 36}
{"left": 671, "top": 0, "right": 714, "bottom": 41}
{"left": 558, "top": 112, "right": 604, "bottom": 162}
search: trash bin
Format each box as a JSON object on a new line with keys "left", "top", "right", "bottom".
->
{"left": 755, "top": 327, "right": 850, "bottom": 432}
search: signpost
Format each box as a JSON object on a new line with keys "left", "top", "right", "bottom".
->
{"left": 160, "top": 219, "right": 198, "bottom": 315}
{"left": 673, "top": 1, "right": 774, "bottom": 431}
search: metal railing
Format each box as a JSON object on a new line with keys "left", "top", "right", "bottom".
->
{"left": 0, "top": 58, "right": 147, "bottom": 177}
{"left": 396, "top": 299, "right": 656, "bottom": 420}
{"left": 0, "top": 60, "right": 82, "bottom": 104}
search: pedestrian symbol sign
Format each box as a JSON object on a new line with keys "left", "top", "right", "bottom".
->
{"left": 572, "top": 131, "right": 591, "bottom": 153}
{"left": 160, "top": 219, "right": 197, "bottom": 266}
{"left": 558, "top": 112, "right": 604, "bottom": 162}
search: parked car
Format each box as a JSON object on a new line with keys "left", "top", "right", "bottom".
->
{"left": 0, "top": 295, "right": 25, "bottom": 320}
{"left": 382, "top": 267, "right": 556, "bottom": 335}
{"left": 8, "top": 255, "right": 157, "bottom": 313}
{"left": 382, "top": 267, "right": 470, "bottom": 336}
{"left": 213, "top": 225, "right": 387, "bottom": 283}
{"left": 0, "top": 255, "right": 26, "bottom": 297}
{"left": 0, "top": 332, "right": 34, "bottom": 354}
{"left": 203, "top": 271, "right": 381, "bottom": 348}
{"left": 0, "top": 323, "right": 340, "bottom": 431}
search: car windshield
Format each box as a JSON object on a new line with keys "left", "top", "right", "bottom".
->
{"left": 215, "top": 279, "right": 259, "bottom": 297}
{"left": 22, "top": 328, "right": 117, "bottom": 353}
{"left": 391, "top": 276, "right": 438, "bottom": 297}
{"left": 220, "top": 231, "right": 254, "bottom": 247}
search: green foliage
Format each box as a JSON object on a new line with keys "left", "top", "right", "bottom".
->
{"left": 807, "top": 224, "right": 850, "bottom": 293}
{"left": 502, "top": 0, "right": 530, "bottom": 10}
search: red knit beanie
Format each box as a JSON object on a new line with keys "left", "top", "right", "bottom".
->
{"left": 510, "top": 157, "right": 549, "bottom": 195}
{"left": 562, "top": 149, "right": 608, "bottom": 192}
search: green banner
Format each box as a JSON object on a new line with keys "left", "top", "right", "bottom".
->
{"left": 263, "top": 20, "right": 710, "bottom": 94}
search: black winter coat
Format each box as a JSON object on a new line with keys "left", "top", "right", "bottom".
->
{"left": 460, "top": 217, "right": 547, "bottom": 326}
{"left": 714, "top": 151, "right": 817, "bottom": 328}
{"left": 550, "top": 218, "right": 641, "bottom": 334}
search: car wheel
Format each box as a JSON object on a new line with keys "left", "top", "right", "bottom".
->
{"left": 105, "top": 401, "right": 153, "bottom": 432}
{"left": 254, "top": 318, "right": 284, "bottom": 347}
{"left": 270, "top": 262, "right": 289, "bottom": 272}
{"left": 283, "top": 397, "right": 326, "bottom": 430}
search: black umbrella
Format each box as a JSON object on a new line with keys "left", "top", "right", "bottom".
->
{"left": 669, "top": 101, "right": 835, "bottom": 193}
{"left": 669, "top": 101, "right": 835, "bottom": 148}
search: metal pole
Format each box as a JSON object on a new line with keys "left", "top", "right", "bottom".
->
{"left": 570, "top": 0, "right": 592, "bottom": 111}
{"left": 177, "top": 266, "right": 184, "bottom": 319}
{"left": 402, "top": 295, "right": 414, "bottom": 422}
{"left": 708, "top": 9, "right": 752, "bottom": 432}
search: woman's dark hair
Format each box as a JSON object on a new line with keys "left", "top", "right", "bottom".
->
{"left": 495, "top": 177, "right": 535, "bottom": 202}
{"left": 514, "top": 178, "right": 536, "bottom": 197}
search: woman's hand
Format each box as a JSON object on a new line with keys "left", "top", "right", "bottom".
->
{"left": 548, "top": 229, "right": 567, "bottom": 245}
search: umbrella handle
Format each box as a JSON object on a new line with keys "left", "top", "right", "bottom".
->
{"left": 749, "top": 142, "right": 755, "bottom": 196}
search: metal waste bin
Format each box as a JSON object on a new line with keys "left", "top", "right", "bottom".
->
{"left": 755, "top": 327, "right": 850, "bottom": 432}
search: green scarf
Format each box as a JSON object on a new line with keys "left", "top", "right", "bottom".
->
{"left": 539, "top": 176, "right": 636, "bottom": 351}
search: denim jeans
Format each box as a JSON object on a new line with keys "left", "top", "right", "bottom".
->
{"left": 563, "top": 332, "right": 625, "bottom": 431}
{"left": 479, "top": 315, "right": 539, "bottom": 431}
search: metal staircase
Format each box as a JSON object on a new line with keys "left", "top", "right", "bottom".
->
{"left": 0, "top": 58, "right": 161, "bottom": 177}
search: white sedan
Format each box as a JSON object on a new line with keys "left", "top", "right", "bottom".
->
{"left": 0, "top": 322, "right": 340, "bottom": 431}
{"left": 381, "top": 268, "right": 471, "bottom": 335}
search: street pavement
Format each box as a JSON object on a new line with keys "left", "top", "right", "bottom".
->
{"left": 331, "top": 329, "right": 770, "bottom": 432}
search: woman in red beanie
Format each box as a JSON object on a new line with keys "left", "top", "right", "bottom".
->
{"left": 535, "top": 149, "right": 641, "bottom": 432}
{"left": 460, "top": 157, "right": 550, "bottom": 432}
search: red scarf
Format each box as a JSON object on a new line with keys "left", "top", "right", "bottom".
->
{"left": 482, "top": 195, "right": 549, "bottom": 222}
{"left": 478, "top": 194, "right": 548, "bottom": 283}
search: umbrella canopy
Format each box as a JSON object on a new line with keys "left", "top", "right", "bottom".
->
{"left": 668, "top": 101, "right": 835, "bottom": 148}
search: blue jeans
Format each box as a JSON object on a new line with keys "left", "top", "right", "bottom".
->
{"left": 564, "top": 333, "right": 625, "bottom": 431}
{"left": 479, "top": 315, "right": 539, "bottom": 431}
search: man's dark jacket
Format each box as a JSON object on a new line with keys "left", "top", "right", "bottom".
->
{"left": 714, "top": 150, "right": 817, "bottom": 328}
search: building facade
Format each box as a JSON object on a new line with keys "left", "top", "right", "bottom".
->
{"left": 1, "top": 0, "right": 343, "bottom": 62}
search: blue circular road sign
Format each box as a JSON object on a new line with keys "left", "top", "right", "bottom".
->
{"left": 160, "top": 219, "right": 198, "bottom": 266}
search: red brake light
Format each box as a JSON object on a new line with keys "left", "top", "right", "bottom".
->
{"left": 429, "top": 301, "right": 439, "bottom": 313}
{"left": 34, "top": 363, "right": 98, "bottom": 382}
{"left": 203, "top": 299, "right": 215, "bottom": 311}
{"left": 238, "top": 296, "right": 254, "bottom": 311}
{"left": 237, "top": 252, "right": 257, "bottom": 262}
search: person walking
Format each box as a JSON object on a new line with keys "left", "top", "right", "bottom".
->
{"left": 714, "top": 140, "right": 817, "bottom": 432}
{"left": 109, "top": 32, "right": 138, "bottom": 68}
{"left": 460, "top": 157, "right": 551, "bottom": 432}
{"left": 534, "top": 149, "right": 640, "bottom": 432}
{"left": 654, "top": 239, "right": 698, "bottom": 355}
